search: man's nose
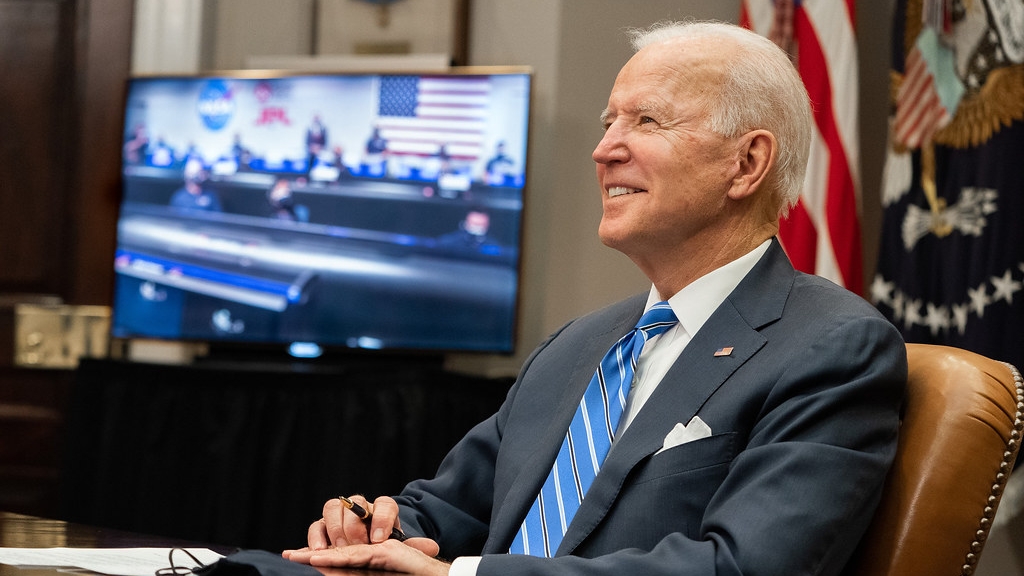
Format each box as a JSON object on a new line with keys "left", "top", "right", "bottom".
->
{"left": 593, "top": 124, "right": 628, "bottom": 165}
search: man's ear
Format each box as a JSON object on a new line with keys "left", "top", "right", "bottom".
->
{"left": 728, "top": 129, "right": 776, "bottom": 201}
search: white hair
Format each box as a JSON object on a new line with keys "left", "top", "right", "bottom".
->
{"left": 626, "top": 21, "right": 812, "bottom": 216}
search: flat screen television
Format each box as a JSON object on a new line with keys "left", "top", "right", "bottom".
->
{"left": 110, "top": 67, "right": 531, "bottom": 357}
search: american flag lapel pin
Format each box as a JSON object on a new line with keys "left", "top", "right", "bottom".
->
{"left": 714, "top": 346, "right": 734, "bottom": 357}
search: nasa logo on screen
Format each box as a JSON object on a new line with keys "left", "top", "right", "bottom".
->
{"left": 197, "top": 79, "right": 235, "bottom": 130}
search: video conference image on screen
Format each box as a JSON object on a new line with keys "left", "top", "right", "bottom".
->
{"left": 111, "top": 70, "right": 531, "bottom": 355}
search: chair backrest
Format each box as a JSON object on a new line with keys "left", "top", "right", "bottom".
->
{"left": 844, "top": 343, "right": 1023, "bottom": 576}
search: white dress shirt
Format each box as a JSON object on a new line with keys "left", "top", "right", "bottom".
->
{"left": 449, "top": 240, "right": 770, "bottom": 575}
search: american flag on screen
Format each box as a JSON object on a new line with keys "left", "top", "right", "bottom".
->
{"left": 740, "top": 0, "right": 863, "bottom": 295}
{"left": 376, "top": 75, "right": 489, "bottom": 161}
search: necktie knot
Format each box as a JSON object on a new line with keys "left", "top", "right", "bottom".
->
{"left": 634, "top": 301, "right": 678, "bottom": 346}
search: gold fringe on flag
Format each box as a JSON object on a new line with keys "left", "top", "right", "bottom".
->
{"left": 933, "top": 65, "right": 1024, "bottom": 149}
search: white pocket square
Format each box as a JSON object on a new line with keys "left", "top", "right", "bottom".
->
{"left": 656, "top": 416, "right": 713, "bottom": 454}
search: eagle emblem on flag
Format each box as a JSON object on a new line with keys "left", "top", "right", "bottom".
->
{"left": 873, "top": 0, "right": 1024, "bottom": 370}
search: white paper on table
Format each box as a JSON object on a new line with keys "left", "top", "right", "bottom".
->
{"left": 0, "top": 547, "right": 224, "bottom": 576}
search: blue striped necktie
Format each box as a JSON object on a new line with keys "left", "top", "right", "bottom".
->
{"left": 508, "top": 301, "right": 678, "bottom": 557}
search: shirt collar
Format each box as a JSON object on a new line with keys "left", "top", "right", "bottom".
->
{"left": 645, "top": 239, "right": 771, "bottom": 339}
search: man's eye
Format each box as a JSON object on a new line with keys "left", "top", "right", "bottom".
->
{"left": 640, "top": 116, "right": 656, "bottom": 124}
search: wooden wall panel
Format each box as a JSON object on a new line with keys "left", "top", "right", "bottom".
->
{"left": 67, "top": 0, "right": 134, "bottom": 305}
{"left": 0, "top": 0, "right": 74, "bottom": 293}
{"left": 0, "top": 0, "right": 133, "bottom": 517}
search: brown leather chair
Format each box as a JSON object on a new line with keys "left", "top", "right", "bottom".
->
{"left": 844, "top": 343, "right": 1024, "bottom": 576}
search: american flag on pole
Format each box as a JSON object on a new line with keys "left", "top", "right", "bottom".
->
{"left": 893, "top": 24, "right": 963, "bottom": 148}
{"left": 740, "top": 0, "right": 864, "bottom": 294}
{"left": 375, "top": 75, "right": 489, "bottom": 162}
{"left": 871, "top": 0, "right": 1024, "bottom": 372}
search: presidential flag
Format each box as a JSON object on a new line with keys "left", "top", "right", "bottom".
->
{"left": 741, "top": 0, "right": 863, "bottom": 294}
{"left": 375, "top": 75, "right": 489, "bottom": 162}
{"left": 871, "top": 0, "right": 1024, "bottom": 370}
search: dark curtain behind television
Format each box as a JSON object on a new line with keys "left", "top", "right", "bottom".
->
{"left": 60, "top": 358, "right": 511, "bottom": 551}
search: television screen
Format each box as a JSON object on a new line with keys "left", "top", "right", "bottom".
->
{"left": 111, "top": 68, "right": 531, "bottom": 355}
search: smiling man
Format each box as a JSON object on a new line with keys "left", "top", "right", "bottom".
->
{"left": 283, "top": 21, "right": 907, "bottom": 576}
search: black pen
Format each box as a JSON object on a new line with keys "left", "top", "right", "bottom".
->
{"left": 339, "top": 496, "right": 409, "bottom": 542}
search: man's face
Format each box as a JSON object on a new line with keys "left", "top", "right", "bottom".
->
{"left": 464, "top": 211, "right": 490, "bottom": 236}
{"left": 593, "top": 39, "right": 742, "bottom": 261}
{"left": 270, "top": 181, "right": 291, "bottom": 203}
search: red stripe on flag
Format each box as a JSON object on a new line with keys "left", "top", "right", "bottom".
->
{"left": 740, "top": 0, "right": 863, "bottom": 294}
{"left": 894, "top": 47, "right": 951, "bottom": 148}
{"left": 778, "top": 198, "right": 818, "bottom": 274}
{"left": 793, "top": 6, "right": 863, "bottom": 293}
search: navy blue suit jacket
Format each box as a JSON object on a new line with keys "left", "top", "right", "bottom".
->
{"left": 395, "top": 239, "right": 907, "bottom": 576}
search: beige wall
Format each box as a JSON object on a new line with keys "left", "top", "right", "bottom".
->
{"left": 130, "top": 0, "right": 896, "bottom": 378}
{"left": 451, "top": 0, "right": 896, "bottom": 376}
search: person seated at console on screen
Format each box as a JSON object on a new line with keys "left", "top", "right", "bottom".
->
{"left": 363, "top": 126, "right": 388, "bottom": 176}
{"left": 306, "top": 114, "right": 328, "bottom": 177}
{"left": 181, "top": 142, "right": 203, "bottom": 168}
{"left": 423, "top": 143, "right": 455, "bottom": 182}
{"left": 309, "top": 145, "right": 348, "bottom": 183}
{"left": 123, "top": 123, "right": 149, "bottom": 165}
{"left": 434, "top": 208, "right": 512, "bottom": 263}
{"left": 150, "top": 137, "right": 175, "bottom": 167}
{"left": 331, "top": 145, "right": 348, "bottom": 180}
{"left": 169, "top": 159, "right": 222, "bottom": 212}
{"left": 483, "top": 141, "right": 515, "bottom": 185}
{"left": 437, "top": 143, "right": 452, "bottom": 171}
{"left": 232, "top": 133, "right": 253, "bottom": 171}
{"left": 266, "top": 178, "right": 309, "bottom": 222}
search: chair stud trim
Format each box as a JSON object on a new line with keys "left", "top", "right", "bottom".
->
{"left": 961, "top": 363, "right": 1023, "bottom": 576}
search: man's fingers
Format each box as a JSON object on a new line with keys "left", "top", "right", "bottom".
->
{"left": 402, "top": 537, "right": 440, "bottom": 557}
{"left": 305, "top": 518, "right": 330, "bottom": 550}
{"left": 309, "top": 494, "right": 406, "bottom": 549}
{"left": 368, "top": 496, "right": 401, "bottom": 543}
{"left": 321, "top": 498, "right": 350, "bottom": 547}
{"left": 281, "top": 547, "right": 311, "bottom": 562}
{"left": 341, "top": 495, "right": 373, "bottom": 544}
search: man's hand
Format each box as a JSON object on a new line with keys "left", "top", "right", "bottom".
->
{"left": 282, "top": 495, "right": 445, "bottom": 575}
{"left": 297, "top": 495, "right": 409, "bottom": 550}
{"left": 285, "top": 539, "right": 448, "bottom": 576}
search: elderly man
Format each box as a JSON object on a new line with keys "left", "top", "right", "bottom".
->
{"left": 284, "top": 20, "right": 906, "bottom": 576}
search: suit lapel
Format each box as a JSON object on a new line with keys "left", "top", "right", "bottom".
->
{"left": 484, "top": 298, "right": 645, "bottom": 553}
{"left": 555, "top": 240, "right": 795, "bottom": 555}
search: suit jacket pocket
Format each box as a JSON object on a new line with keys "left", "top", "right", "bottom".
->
{"left": 632, "top": 431, "right": 738, "bottom": 485}
{"left": 600, "top": 432, "right": 740, "bottom": 544}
